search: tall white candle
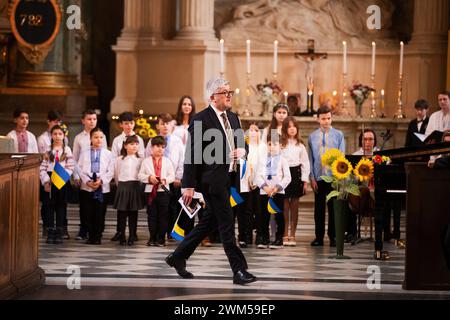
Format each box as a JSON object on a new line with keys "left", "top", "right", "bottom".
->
{"left": 246, "top": 40, "right": 251, "bottom": 74}
{"left": 343, "top": 41, "right": 348, "bottom": 74}
{"left": 273, "top": 40, "right": 278, "bottom": 74}
{"left": 371, "top": 42, "right": 376, "bottom": 76}
{"left": 399, "top": 41, "right": 404, "bottom": 76}
{"left": 220, "top": 39, "right": 225, "bottom": 74}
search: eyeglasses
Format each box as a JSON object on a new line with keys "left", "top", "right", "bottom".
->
{"left": 214, "top": 91, "right": 235, "bottom": 98}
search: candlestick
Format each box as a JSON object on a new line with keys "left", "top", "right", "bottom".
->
{"left": 343, "top": 41, "right": 348, "bottom": 74}
{"left": 273, "top": 40, "right": 278, "bottom": 75}
{"left": 242, "top": 72, "right": 253, "bottom": 117}
{"left": 235, "top": 88, "right": 240, "bottom": 111}
{"left": 370, "top": 75, "right": 377, "bottom": 118}
{"left": 380, "top": 89, "right": 386, "bottom": 118}
{"left": 399, "top": 41, "right": 404, "bottom": 76}
{"left": 246, "top": 40, "right": 251, "bottom": 75}
{"left": 284, "top": 91, "right": 288, "bottom": 104}
{"left": 395, "top": 74, "right": 406, "bottom": 119}
{"left": 220, "top": 39, "right": 225, "bottom": 77}
{"left": 371, "top": 42, "right": 376, "bottom": 76}
{"left": 341, "top": 72, "right": 349, "bottom": 116}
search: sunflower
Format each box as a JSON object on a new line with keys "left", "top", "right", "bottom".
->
{"left": 148, "top": 128, "right": 158, "bottom": 138}
{"left": 354, "top": 158, "right": 374, "bottom": 182}
{"left": 331, "top": 157, "right": 353, "bottom": 180}
{"left": 321, "top": 148, "right": 345, "bottom": 168}
{"left": 136, "top": 118, "right": 146, "bottom": 127}
{"left": 138, "top": 129, "right": 148, "bottom": 137}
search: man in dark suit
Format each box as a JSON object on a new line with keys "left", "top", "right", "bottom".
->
{"left": 166, "top": 78, "right": 257, "bottom": 285}
{"left": 405, "top": 99, "right": 429, "bottom": 147}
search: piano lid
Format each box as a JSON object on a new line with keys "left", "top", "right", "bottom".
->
{"left": 374, "top": 141, "right": 450, "bottom": 160}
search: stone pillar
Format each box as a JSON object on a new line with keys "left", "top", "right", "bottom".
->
{"left": 122, "top": 0, "right": 163, "bottom": 40}
{"left": 177, "top": 0, "right": 216, "bottom": 42}
{"left": 411, "top": 0, "right": 449, "bottom": 46}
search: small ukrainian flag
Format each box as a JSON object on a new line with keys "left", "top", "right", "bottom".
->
{"left": 230, "top": 187, "right": 244, "bottom": 208}
{"left": 171, "top": 222, "right": 185, "bottom": 241}
{"left": 267, "top": 198, "right": 281, "bottom": 214}
{"left": 51, "top": 162, "right": 71, "bottom": 190}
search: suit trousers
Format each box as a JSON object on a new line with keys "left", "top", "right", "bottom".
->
{"left": 172, "top": 188, "right": 248, "bottom": 274}
{"left": 314, "top": 180, "right": 335, "bottom": 240}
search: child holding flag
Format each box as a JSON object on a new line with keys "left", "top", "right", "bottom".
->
{"left": 254, "top": 133, "right": 291, "bottom": 249}
{"left": 139, "top": 136, "right": 175, "bottom": 247}
{"left": 39, "top": 125, "right": 75, "bottom": 244}
{"left": 78, "top": 128, "right": 115, "bottom": 245}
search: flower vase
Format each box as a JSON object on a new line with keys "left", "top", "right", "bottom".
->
{"left": 355, "top": 102, "right": 363, "bottom": 118}
{"left": 330, "top": 199, "right": 351, "bottom": 259}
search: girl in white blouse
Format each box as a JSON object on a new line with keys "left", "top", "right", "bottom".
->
{"left": 281, "top": 117, "right": 311, "bottom": 246}
{"left": 254, "top": 133, "right": 291, "bottom": 249}
{"left": 113, "top": 135, "right": 145, "bottom": 246}
{"left": 39, "top": 125, "right": 75, "bottom": 245}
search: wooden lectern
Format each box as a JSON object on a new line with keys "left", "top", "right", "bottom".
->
{"left": 0, "top": 154, "right": 45, "bottom": 299}
{"left": 404, "top": 163, "right": 450, "bottom": 290}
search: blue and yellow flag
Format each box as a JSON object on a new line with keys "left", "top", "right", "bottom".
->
{"left": 268, "top": 198, "right": 281, "bottom": 214}
{"left": 51, "top": 162, "right": 70, "bottom": 190}
{"left": 171, "top": 222, "right": 185, "bottom": 241}
{"left": 230, "top": 187, "right": 244, "bottom": 208}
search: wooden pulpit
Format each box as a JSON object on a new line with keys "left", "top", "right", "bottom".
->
{"left": 404, "top": 163, "right": 450, "bottom": 290}
{"left": 0, "top": 154, "right": 45, "bottom": 299}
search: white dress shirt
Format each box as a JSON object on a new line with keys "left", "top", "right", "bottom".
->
{"left": 111, "top": 132, "right": 146, "bottom": 158}
{"left": 254, "top": 153, "right": 292, "bottom": 195}
{"left": 281, "top": 140, "right": 311, "bottom": 183}
{"left": 7, "top": 130, "right": 39, "bottom": 154}
{"left": 39, "top": 146, "right": 75, "bottom": 186}
{"left": 173, "top": 125, "right": 189, "bottom": 146}
{"left": 114, "top": 155, "right": 142, "bottom": 183}
{"left": 145, "top": 134, "right": 184, "bottom": 180}
{"left": 37, "top": 131, "right": 69, "bottom": 154}
{"left": 78, "top": 148, "right": 115, "bottom": 193}
{"left": 425, "top": 110, "right": 450, "bottom": 137}
{"left": 72, "top": 130, "right": 108, "bottom": 162}
{"left": 139, "top": 156, "right": 175, "bottom": 193}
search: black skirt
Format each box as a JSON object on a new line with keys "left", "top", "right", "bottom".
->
{"left": 114, "top": 181, "right": 145, "bottom": 211}
{"left": 285, "top": 165, "right": 304, "bottom": 198}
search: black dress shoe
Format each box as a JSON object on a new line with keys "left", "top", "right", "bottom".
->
{"left": 233, "top": 270, "right": 257, "bottom": 285}
{"left": 111, "top": 232, "right": 122, "bottom": 242}
{"left": 165, "top": 253, "right": 194, "bottom": 279}
{"left": 310, "top": 239, "right": 324, "bottom": 247}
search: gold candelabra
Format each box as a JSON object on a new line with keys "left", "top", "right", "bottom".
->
{"left": 341, "top": 73, "right": 349, "bottom": 116}
{"left": 370, "top": 75, "right": 377, "bottom": 118}
{"left": 394, "top": 74, "right": 406, "bottom": 119}
{"left": 241, "top": 72, "right": 253, "bottom": 117}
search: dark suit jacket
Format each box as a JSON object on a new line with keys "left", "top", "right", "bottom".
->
{"left": 182, "top": 106, "right": 245, "bottom": 194}
{"left": 405, "top": 117, "right": 429, "bottom": 147}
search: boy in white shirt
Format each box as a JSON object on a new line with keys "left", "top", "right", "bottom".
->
{"left": 111, "top": 112, "right": 145, "bottom": 158}
{"left": 7, "top": 108, "right": 38, "bottom": 154}
{"left": 255, "top": 133, "right": 291, "bottom": 249}
{"left": 139, "top": 136, "right": 175, "bottom": 247}
{"left": 73, "top": 109, "right": 108, "bottom": 240}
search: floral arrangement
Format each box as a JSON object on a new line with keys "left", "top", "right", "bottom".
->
{"left": 59, "top": 122, "right": 69, "bottom": 138}
{"left": 255, "top": 79, "right": 282, "bottom": 116}
{"left": 135, "top": 117, "right": 158, "bottom": 140}
{"left": 372, "top": 155, "right": 391, "bottom": 166}
{"left": 321, "top": 149, "right": 375, "bottom": 202}
{"left": 349, "top": 83, "right": 375, "bottom": 106}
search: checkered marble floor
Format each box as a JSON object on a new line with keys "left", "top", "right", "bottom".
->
{"left": 26, "top": 205, "right": 450, "bottom": 300}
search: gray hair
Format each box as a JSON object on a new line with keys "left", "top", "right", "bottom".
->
{"left": 205, "top": 78, "right": 230, "bottom": 102}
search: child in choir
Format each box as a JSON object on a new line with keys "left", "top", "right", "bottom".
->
{"left": 139, "top": 136, "right": 175, "bottom": 247}
{"left": 145, "top": 113, "right": 184, "bottom": 241}
{"left": 173, "top": 96, "right": 196, "bottom": 147}
{"left": 281, "top": 117, "right": 310, "bottom": 247}
{"left": 111, "top": 112, "right": 145, "bottom": 158}
{"left": 254, "top": 133, "right": 291, "bottom": 249}
{"left": 73, "top": 109, "right": 108, "bottom": 241}
{"left": 114, "top": 135, "right": 145, "bottom": 246}
{"left": 39, "top": 125, "right": 75, "bottom": 244}
{"left": 261, "top": 104, "right": 289, "bottom": 143}
{"left": 308, "top": 105, "right": 345, "bottom": 248}
{"left": 7, "top": 108, "right": 38, "bottom": 153}
{"left": 78, "top": 128, "right": 115, "bottom": 245}
{"left": 234, "top": 122, "right": 263, "bottom": 248}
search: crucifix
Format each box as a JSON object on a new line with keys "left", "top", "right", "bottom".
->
{"left": 295, "top": 39, "right": 328, "bottom": 115}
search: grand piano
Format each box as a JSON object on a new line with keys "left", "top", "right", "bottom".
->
{"left": 373, "top": 141, "right": 450, "bottom": 290}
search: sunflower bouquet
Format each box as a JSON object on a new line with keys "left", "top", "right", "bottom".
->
{"left": 135, "top": 117, "right": 158, "bottom": 141}
{"left": 320, "top": 149, "right": 374, "bottom": 202}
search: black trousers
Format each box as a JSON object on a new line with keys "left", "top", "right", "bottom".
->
{"left": 234, "top": 188, "right": 259, "bottom": 244}
{"left": 314, "top": 180, "right": 335, "bottom": 240}
{"left": 42, "top": 184, "right": 68, "bottom": 230}
{"left": 167, "top": 183, "right": 182, "bottom": 237}
{"left": 258, "top": 194, "right": 285, "bottom": 242}
{"left": 347, "top": 210, "right": 357, "bottom": 236}
{"left": 79, "top": 190, "right": 90, "bottom": 234}
{"left": 383, "top": 199, "right": 402, "bottom": 239}
{"left": 80, "top": 190, "right": 107, "bottom": 242}
{"left": 172, "top": 188, "right": 248, "bottom": 274}
{"left": 147, "top": 193, "right": 170, "bottom": 243}
{"left": 117, "top": 210, "right": 138, "bottom": 239}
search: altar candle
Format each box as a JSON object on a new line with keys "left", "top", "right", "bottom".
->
{"left": 343, "top": 41, "right": 348, "bottom": 74}
{"left": 381, "top": 89, "right": 385, "bottom": 110}
{"left": 273, "top": 40, "right": 278, "bottom": 74}
{"left": 284, "top": 91, "right": 288, "bottom": 104}
{"left": 246, "top": 40, "right": 251, "bottom": 74}
{"left": 399, "top": 41, "right": 404, "bottom": 76}
{"left": 235, "top": 88, "right": 240, "bottom": 107}
{"left": 371, "top": 42, "right": 376, "bottom": 76}
{"left": 220, "top": 39, "right": 225, "bottom": 74}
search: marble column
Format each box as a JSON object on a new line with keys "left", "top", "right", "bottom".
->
{"left": 122, "top": 0, "right": 163, "bottom": 40}
{"left": 411, "top": 0, "right": 449, "bottom": 47}
{"left": 177, "top": 0, "right": 216, "bottom": 42}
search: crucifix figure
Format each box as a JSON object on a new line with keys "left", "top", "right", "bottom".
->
{"left": 295, "top": 39, "right": 328, "bottom": 116}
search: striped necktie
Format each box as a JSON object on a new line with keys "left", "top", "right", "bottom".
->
{"left": 221, "top": 113, "right": 237, "bottom": 172}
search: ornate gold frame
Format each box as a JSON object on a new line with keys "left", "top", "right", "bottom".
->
{"left": 9, "top": 0, "right": 62, "bottom": 65}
